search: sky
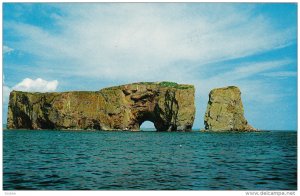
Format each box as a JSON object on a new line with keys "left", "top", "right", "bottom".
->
{"left": 2, "top": 3, "right": 297, "bottom": 130}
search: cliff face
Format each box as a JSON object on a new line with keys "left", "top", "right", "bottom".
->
{"left": 7, "top": 82, "right": 195, "bottom": 131}
{"left": 204, "top": 86, "right": 256, "bottom": 132}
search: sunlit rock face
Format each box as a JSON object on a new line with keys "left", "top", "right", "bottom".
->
{"left": 7, "top": 82, "right": 195, "bottom": 132}
{"left": 204, "top": 86, "right": 256, "bottom": 132}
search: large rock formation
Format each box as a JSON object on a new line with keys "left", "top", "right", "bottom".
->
{"left": 204, "top": 86, "right": 256, "bottom": 132}
{"left": 7, "top": 82, "right": 195, "bottom": 131}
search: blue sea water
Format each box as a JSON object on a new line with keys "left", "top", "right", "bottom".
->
{"left": 3, "top": 130, "right": 297, "bottom": 190}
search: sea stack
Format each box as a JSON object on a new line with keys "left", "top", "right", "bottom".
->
{"left": 204, "top": 86, "right": 256, "bottom": 132}
{"left": 7, "top": 82, "right": 195, "bottom": 132}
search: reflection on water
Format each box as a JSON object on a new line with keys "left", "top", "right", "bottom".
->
{"left": 3, "top": 130, "right": 297, "bottom": 190}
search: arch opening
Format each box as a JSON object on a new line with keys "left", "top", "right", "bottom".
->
{"left": 140, "top": 121, "right": 156, "bottom": 132}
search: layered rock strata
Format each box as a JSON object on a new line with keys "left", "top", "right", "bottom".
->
{"left": 7, "top": 82, "right": 195, "bottom": 131}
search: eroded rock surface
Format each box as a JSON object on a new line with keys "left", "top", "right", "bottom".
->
{"left": 7, "top": 82, "right": 195, "bottom": 131}
{"left": 204, "top": 86, "right": 256, "bottom": 132}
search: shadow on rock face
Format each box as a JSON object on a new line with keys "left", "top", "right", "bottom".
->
{"left": 7, "top": 82, "right": 196, "bottom": 132}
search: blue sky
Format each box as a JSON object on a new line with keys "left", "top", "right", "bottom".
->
{"left": 3, "top": 3, "right": 297, "bottom": 130}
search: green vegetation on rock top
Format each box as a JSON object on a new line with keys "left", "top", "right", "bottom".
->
{"left": 158, "top": 81, "right": 178, "bottom": 87}
{"left": 138, "top": 82, "right": 156, "bottom": 85}
{"left": 101, "top": 81, "right": 194, "bottom": 91}
{"left": 158, "top": 81, "right": 193, "bottom": 89}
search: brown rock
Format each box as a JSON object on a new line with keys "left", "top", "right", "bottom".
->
{"left": 7, "top": 82, "right": 195, "bottom": 131}
{"left": 204, "top": 86, "right": 256, "bottom": 132}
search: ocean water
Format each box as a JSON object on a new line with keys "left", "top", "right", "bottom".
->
{"left": 3, "top": 130, "right": 297, "bottom": 190}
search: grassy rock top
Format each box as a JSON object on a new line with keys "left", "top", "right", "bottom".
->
{"left": 102, "top": 81, "right": 194, "bottom": 91}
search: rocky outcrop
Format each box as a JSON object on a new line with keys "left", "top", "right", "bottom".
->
{"left": 204, "top": 86, "right": 256, "bottom": 132}
{"left": 7, "top": 82, "right": 195, "bottom": 131}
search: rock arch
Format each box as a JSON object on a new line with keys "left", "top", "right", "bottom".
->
{"left": 139, "top": 120, "right": 155, "bottom": 131}
{"left": 7, "top": 82, "right": 196, "bottom": 132}
{"left": 123, "top": 87, "right": 189, "bottom": 132}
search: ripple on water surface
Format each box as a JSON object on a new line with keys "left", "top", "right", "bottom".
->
{"left": 3, "top": 130, "right": 297, "bottom": 190}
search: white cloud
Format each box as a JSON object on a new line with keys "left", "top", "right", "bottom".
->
{"left": 3, "top": 45, "right": 14, "bottom": 54}
{"left": 3, "top": 75, "right": 11, "bottom": 104}
{"left": 206, "top": 59, "right": 292, "bottom": 82}
{"left": 2, "top": 78, "right": 59, "bottom": 110}
{"left": 4, "top": 4, "right": 295, "bottom": 104}
{"left": 13, "top": 78, "right": 58, "bottom": 92}
{"left": 3, "top": 85, "right": 11, "bottom": 103}
{"left": 262, "top": 71, "right": 297, "bottom": 77}
{"left": 4, "top": 4, "right": 296, "bottom": 81}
